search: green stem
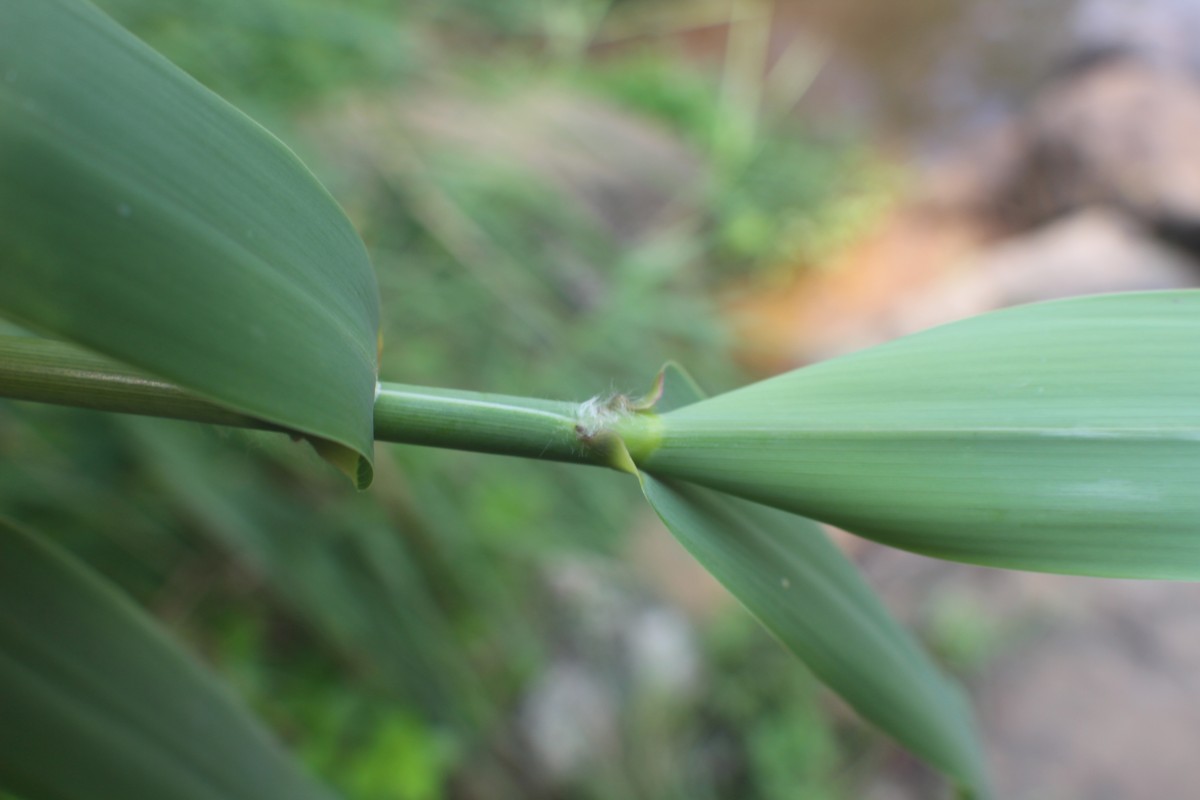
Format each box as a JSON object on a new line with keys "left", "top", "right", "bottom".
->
{"left": 373, "top": 383, "right": 593, "bottom": 465}
{"left": 0, "top": 335, "right": 633, "bottom": 468}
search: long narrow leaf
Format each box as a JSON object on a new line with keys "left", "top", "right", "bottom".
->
{"left": 0, "top": 517, "right": 339, "bottom": 800}
{"left": 639, "top": 477, "right": 989, "bottom": 797}
{"left": 637, "top": 363, "right": 988, "bottom": 796}
{"left": 0, "top": 0, "right": 379, "bottom": 484}
{"left": 637, "top": 291, "right": 1200, "bottom": 578}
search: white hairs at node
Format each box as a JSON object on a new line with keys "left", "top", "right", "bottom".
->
{"left": 574, "top": 393, "right": 634, "bottom": 441}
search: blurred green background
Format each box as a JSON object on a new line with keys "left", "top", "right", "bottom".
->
{"left": 0, "top": 1, "right": 913, "bottom": 798}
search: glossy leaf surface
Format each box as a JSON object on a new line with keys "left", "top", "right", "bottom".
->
{"left": 0, "top": 0, "right": 379, "bottom": 483}
{"left": 0, "top": 517, "right": 339, "bottom": 800}
{"left": 638, "top": 291, "right": 1200, "bottom": 578}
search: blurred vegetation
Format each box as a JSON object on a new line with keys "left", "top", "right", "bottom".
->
{"left": 0, "top": 1, "right": 906, "bottom": 797}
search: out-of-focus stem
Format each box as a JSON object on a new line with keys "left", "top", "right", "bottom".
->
{"left": 0, "top": 335, "right": 272, "bottom": 429}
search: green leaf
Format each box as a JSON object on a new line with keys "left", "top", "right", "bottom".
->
{"left": 638, "top": 477, "right": 989, "bottom": 797}
{"left": 637, "top": 364, "right": 987, "bottom": 794}
{"left": 0, "top": 0, "right": 380, "bottom": 485}
{"left": 0, "top": 517, "right": 339, "bottom": 800}
{"left": 650, "top": 360, "right": 707, "bottom": 413}
{"left": 634, "top": 290, "right": 1200, "bottom": 578}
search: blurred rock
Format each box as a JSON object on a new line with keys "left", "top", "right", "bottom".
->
{"left": 545, "top": 556, "right": 703, "bottom": 700}
{"left": 728, "top": 206, "right": 991, "bottom": 370}
{"left": 520, "top": 555, "right": 705, "bottom": 786}
{"left": 734, "top": 205, "right": 1200, "bottom": 370}
{"left": 980, "top": 578, "right": 1200, "bottom": 799}
{"left": 519, "top": 662, "right": 617, "bottom": 784}
{"left": 1072, "top": 0, "right": 1200, "bottom": 73}
{"left": 888, "top": 209, "right": 1200, "bottom": 338}
{"left": 854, "top": 541, "right": 1200, "bottom": 800}
{"left": 1005, "top": 56, "right": 1200, "bottom": 230}
{"left": 625, "top": 607, "right": 701, "bottom": 699}
{"left": 929, "top": 55, "right": 1200, "bottom": 240}
{"left": 544, "top": 555, "right": 640, "bottom": 649}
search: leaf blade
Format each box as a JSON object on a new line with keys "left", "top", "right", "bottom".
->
{"left": 0, "top": 0, "right": 379, "bottom": 482}
{"left": 639, "top": 291, "right": 1200, "bottom": 578}
{"left": 638, "top": 476, "right": 990, "bottom": 797}
{"left": 0, "top": 517, "right": 339, "bottom": 800}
